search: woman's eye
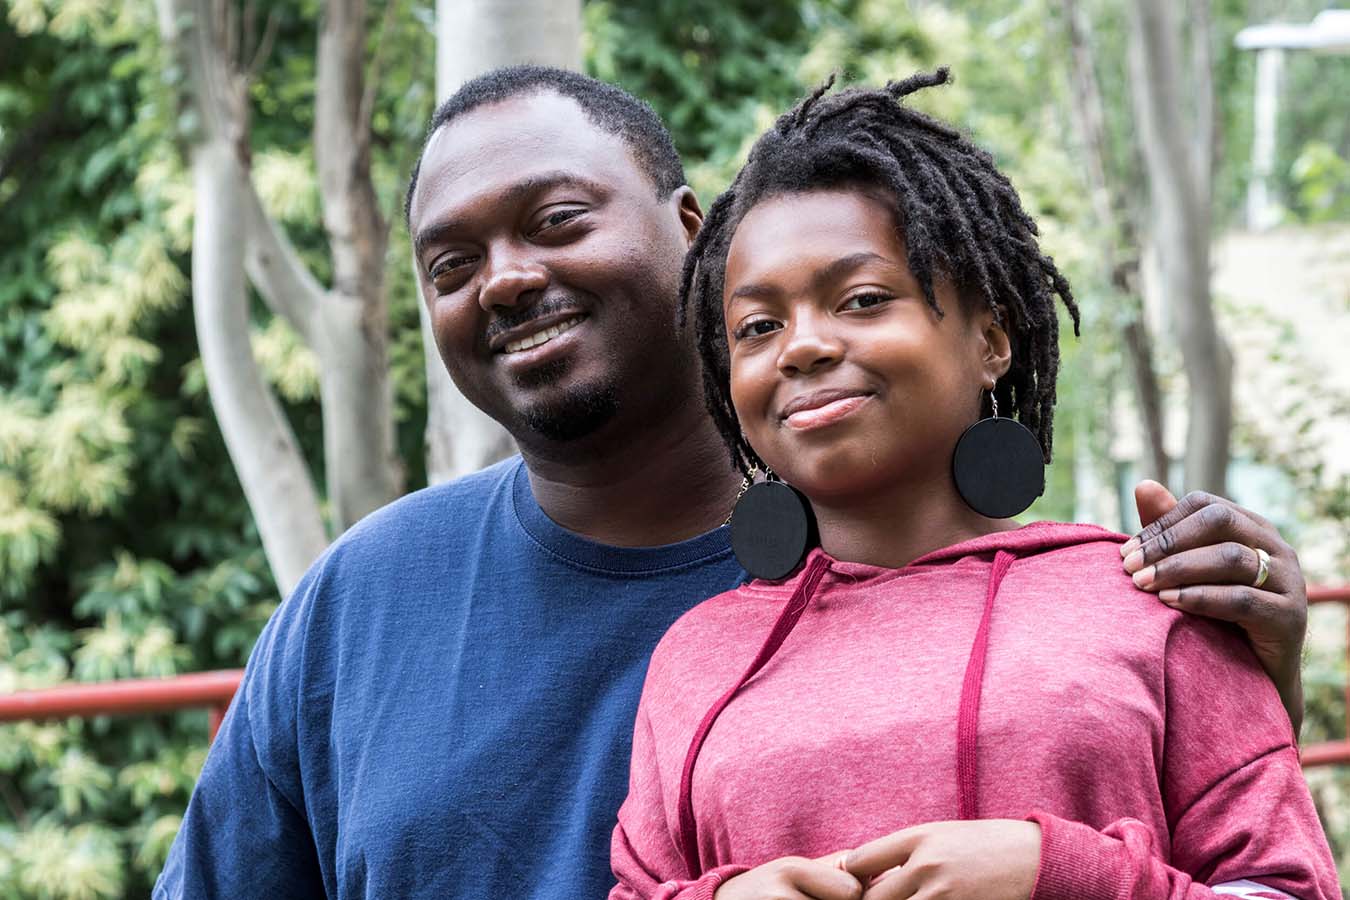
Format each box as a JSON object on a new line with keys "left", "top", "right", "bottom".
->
{"left": 735, "top": 319, "right": 781, "bottom": 340}
{"left": 840, "top": 292, "right": 892, "bottom": 311}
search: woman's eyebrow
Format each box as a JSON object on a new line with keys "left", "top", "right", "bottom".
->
{"left": 728, "top": 251, "right": 900, "bottom": 302}
{"left": 811, "top": 251, "right": 902, "bottom": 288}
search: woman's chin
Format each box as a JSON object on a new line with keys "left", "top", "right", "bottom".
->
{"left": 771, "top": 449, "right": 947, "bottom": 508}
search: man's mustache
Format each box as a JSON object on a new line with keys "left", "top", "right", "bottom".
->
{"left": 483, "top": 296, "right": 587, "bottom": 344}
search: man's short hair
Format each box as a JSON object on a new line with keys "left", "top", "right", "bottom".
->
{"left": 404, "top": 65, "right": 687, "bottom": 224}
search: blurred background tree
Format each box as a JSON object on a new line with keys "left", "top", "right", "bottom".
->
{"left": 1, "top": 0, "right": 1347, "bottom": 895}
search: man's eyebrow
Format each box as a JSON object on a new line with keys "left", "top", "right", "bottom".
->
{"left": 728, "top": 251, "right": 897, "bottom": 302}
{"left": 412, "top": 171, "right": 607, "bottom": 259}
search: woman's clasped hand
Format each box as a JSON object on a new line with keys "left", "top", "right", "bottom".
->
{"left": 715, "top": 820, "right": 1042, "bottom": 900}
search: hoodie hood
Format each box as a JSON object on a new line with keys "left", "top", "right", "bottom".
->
{"left": 829, "top": 521, "right": 1127, "bottom": 576}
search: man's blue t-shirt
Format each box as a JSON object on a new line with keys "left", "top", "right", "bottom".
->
{"left": 155, "top": 458, "right": 745, "bottom": 899}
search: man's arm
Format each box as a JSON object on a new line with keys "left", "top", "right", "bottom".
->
{"left": 154, "top": 676, "right": 325, "bottom": 899}
{"left": 1121, "top": 481, "right": 1307, "bottom": 734}
{"left": 155, "top": 568, "right": 328, "bottom": 899}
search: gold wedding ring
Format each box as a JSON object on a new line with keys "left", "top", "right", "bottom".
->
{"left": 1252, "top": 547, "right": 1271, "bottom": 589}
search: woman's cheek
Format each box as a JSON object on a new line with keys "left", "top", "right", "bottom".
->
{"left": 729, "top": 362, "right": 777, "bottom": 462}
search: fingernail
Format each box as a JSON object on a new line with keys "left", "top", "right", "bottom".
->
{"left": 1132, "top": 565, "right": 1155, "bottom": 589}
{"left": 1120, "top": 537, "right": 1140, "bottom": 558}
{"left": 1159, "top": 589, "right": 1180, "bottom": 605}
{"left": 1122, "top": 549, "right": 1144, "bottom": 573}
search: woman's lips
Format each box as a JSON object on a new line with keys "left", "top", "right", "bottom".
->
{"left": 782, "top": 394, "right": 872, "bottom": 430}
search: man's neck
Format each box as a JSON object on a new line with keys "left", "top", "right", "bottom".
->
{"left": 520, "top": 398, "right": 743, "bottom": 548}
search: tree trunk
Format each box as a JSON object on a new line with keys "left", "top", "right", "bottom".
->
{"left": 191, "top": 145, "right": 329, "bottom": 596}
{"left": 1127, "top": 0, "right": 1232, "bottom": 494}
{"left": 1060, "top": 0, "right": 1170, "bottom": 486}
{"left": 420, "top": 0, "right": 584, "bottom": 483}
{"left": 314, "top": 0, "right": 403, "bottom": 525}
{"left": 157, "top": 0, "right": 328, "bottom": 595}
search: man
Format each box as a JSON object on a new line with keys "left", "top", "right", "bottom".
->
{"left": 156, "top": 67, "right": 1310, "bottom": 899}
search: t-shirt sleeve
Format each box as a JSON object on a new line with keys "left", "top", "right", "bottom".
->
{"left": 610, "top": 681, "right": 748, "bottom": 900}
{"left": 153, "top": 568, "right": 327, "bottom": 900}
{"left": 1027, "top": 615, "right": 1339, "bottom": 900}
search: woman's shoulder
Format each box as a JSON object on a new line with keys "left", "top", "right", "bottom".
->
{"left": 1000, "top": 525, "right": 1185, "bottom": 643}
{"left": 645, "top": 580, "right": 790, "bottom": 685}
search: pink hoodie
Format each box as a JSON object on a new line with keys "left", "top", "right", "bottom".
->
{"left": 610, "top": 523, "right": 1339, "bottom": 900}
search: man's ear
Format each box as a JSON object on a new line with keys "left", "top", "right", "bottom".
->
{"left": 978, "top": 305, "right": 1013, "bottom": 384}
{"left": 672, "top": 186, "right": 704, "bottom": 246}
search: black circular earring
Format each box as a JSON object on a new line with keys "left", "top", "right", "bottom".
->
{"left": 952, "top": 386, "right": 1045, "bottom": 519}
{"left": 728, "top": 469, "right": 817, "bottom": 580}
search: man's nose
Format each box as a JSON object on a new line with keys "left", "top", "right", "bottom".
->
{"left": 776, "top": 314, "right": 843, "bottom": 376}
{"left": 478, "top": 251, "right": 549, "bottom": 312}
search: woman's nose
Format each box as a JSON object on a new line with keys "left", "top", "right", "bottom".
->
{"left": 775, "top": 315, "right": 843, "bottom": 376}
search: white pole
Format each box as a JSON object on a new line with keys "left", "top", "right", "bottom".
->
{"left": 1246, "top": 47, "right": 1284, "bottom": 231}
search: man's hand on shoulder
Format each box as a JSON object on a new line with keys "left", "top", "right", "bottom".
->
{"left": 1120, "top": 480, "right": 1307, "bottom": 734}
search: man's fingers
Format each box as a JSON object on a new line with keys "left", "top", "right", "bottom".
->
{"left": 1131, "top": 543, "right": 1276, "bottom": 593}
{"left": 1124, "top": 501, "right": 1276, "bottom": 573}
{"left": 1157, "top": 584, "right": 1293, "bottom": 631}
{"left": 1125, "top": 491, "right": 1280, "bottom": 559}
{"left": 1133, "top": 479, "right": 1178, "bottom": 529}
{"left": 1127, "top": 489, "right": 1216, "bottom": 552}
{"left": 844, "top": 829, "right": 919, "bottom": 881}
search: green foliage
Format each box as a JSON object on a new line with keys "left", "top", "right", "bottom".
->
{"left": 0, "top": 1, "right": 432, "bottom": 895}
{"left": 1290, "top": 141, "right": 1350, "bottom": 223}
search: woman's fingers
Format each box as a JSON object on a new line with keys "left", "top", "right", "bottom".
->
{"left": 785, "top": 857, "right": 864, "bottom": 900}
{"left": 715, "top": 856, "right": 863, "bottom": 900}
{"left": 844, "top": 828, "right": 919, "bottom": 882}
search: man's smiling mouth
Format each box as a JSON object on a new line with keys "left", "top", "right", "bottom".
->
{"left": 495, "top": 315, "right": 586, "bottom": 354}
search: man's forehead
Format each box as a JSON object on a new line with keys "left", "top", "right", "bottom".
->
{"left": 411, "top": 92, "right": 637, "bottom": 222}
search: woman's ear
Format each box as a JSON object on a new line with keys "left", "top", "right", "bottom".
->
{"left": 978, "top": 305, "right": 1013, "bottom": 384}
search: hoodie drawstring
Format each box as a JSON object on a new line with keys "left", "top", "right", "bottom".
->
{"left": 676, "top": 547, "right": 1015, "bottom": 876}
{"left": 676, "top": 552, "right": 831, "bottom": 878}
{"left": 956, "top": 549, "right": 1015, "bottom": 820}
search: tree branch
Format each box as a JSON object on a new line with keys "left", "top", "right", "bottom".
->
{"left": 316, "top": 0, "right": 388, "bottom": 301}
{"left": 360, "top": 0, "right": 400, "bottom": 132}
{"left": 241, "top": 186, "right": 323, "bottom": 344}
{"left": 245, "top": 9, "right": 280, "bottom": 84}
{"left": 1188, "top": 0, "right": 1216, "bottom": 196}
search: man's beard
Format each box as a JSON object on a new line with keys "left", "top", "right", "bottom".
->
{"left": 516, "top": 359, "right": 619, "bottom": 442}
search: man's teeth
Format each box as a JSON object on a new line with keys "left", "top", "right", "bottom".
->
{"left": 503, "top": 317, "right": 583, "bottom": 354}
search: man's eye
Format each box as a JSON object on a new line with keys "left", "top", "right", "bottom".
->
{"left": 840, "top": 292, "right": 892, "bottom": 311}
{"left": 430, "top": 255, "right": 476, "bottom": 280}
{"left": 536, "top": 208, "right": 585, "bottom": 232}
{"left": 735, "top": 319, "right": 781, "bottom": 339}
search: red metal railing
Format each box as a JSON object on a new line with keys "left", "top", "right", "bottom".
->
{"left": 0, "top": 586, "right": 1348, "bottom": 763}
{"left": 0, "top": 669, "right": 243, "bottom": 740}
{"left": 1302, "top": 584, "right": 1350, "bottom": 768}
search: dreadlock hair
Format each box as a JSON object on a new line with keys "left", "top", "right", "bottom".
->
{"left": 404, "top": 65, "right": 686, "bottom": 226}
{"left": 679, "top": 67, "right": 1081, "bottom": 476}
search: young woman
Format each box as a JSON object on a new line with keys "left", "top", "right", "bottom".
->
{"left": 609, "top": 70, "right": 1338, "bottom": 900}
